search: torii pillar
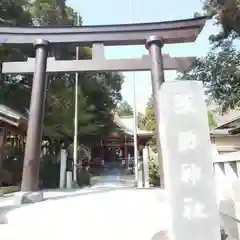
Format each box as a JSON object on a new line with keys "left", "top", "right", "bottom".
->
{"left": 146, "top": 35, "right": 165, "bottom": 188}
{"left": 16, "top": 39, "right": 49, "bottom": 203}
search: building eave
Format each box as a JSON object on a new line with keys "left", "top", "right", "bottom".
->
{"left": 113, "top": 113, "right": 153, "bottom": 136}
{"left": 0, "top": 104, "right": 70, "bottom": 139}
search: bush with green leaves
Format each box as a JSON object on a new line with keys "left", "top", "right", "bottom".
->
{"left": 39, "top": 156, "right": 60, "bottom": 189}
{"left": 148, "top": 158, "right": 160, "bottom": 186}
{"left": 77, "top": 168, "right": 91, "bottom": 186}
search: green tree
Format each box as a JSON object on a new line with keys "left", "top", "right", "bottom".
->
{"left": 0, "top": 0, "right": 124, "bottom": 146}
{"left": 140, "top": 98, "right": 157, "bottom": 151}
{"left": 192, "top": 1, "right": 239, "bottom": 50}
{"left": 0, "top": 0, "right": 33, "bottom": 113}
{"left": 31, "top": 0, "right": 123, "bottom": 143}
{"left": 141, "top": 97, "right": 217, "bottom": 151}
{"left": 137, "top": 112, "right": 145, "bottom": 129}
{"left": 208, "top": 110, "right": 217, "bottom": 128}
{"left": 0, "top": 0, "right": 32, "bottom": 26}
{"left": 178, "top": 45, "right": 240, "bottom": 112}
{"left": 180, "top": 0, "right": 240, "bottom": 113}
{"left": 202, "top": 0, "right": 239, "bottom": 47}
{"left": 0, "top": 0, "right": 34, "bottom": 188}
{"left": 116, "top": 100, "right": 133, "bottom": 116}
{"left": 31, "top": 0, "right": 80, "bottom": 26}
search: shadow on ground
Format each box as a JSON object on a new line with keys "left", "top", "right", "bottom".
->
{"left": 0, "top": 186, "right": 135, "bottom": 224}
{"left": 0, "top": 165, "right": 135, "bottom": 224}
{"left": 46, "top": 187, "right": 118, "bottom": 201}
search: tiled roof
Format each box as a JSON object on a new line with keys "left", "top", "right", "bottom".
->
{"left": 0, "top": 104, "right": 68, "bottom": 138}
{"left": 113, "top": 113, "right": 153, "bottom": 136}
{"left": 0, "top": 104, "right": 27, "bottom": 127}
{"left": 211, "top": 110, "right": 240, "bottom": 136}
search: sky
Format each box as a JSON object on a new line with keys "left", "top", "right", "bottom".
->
{"left": 66, "top": 0, "right": 224, "bottom": 113}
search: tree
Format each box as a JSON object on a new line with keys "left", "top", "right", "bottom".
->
{"left": 116, "top": 100, "right": 133, "bottom": 116}
{"left": 208, "top": 110, "right": 217, "bottom": 127}
{"left": 0, "top": 0, "right": 124, "bottom": 146}
{"left": 140, "top": 98, "right": 157, "bottom": 151}
{"left": 178, "top": 44, "right": 240, "bottom": 112}
{"left": 141, "top": 98, "right": 155, "bottom": 130}
{"left": 137, "top": 112, "right": 145, "bottom": 129}
{"left": 202, "top": 0, "right": 239, "bottom": 47}
{"left": 0, "top": 0, "right": 34, "bottom": 188}
{"left": 140, "top": 97, "right": 217, "bottom": 151}
{"left": 0, "top": 0, "right": 33, "bottom": 113}
{"left": 30, "top": 0, "right": 124, "bottom": 143}
{"left": 179, "top": 1, "right": 240, "bottom": 113}
{"left": 0, "top": 0, "right": 32, "bottom": 26}
{"left": 31, "top": 0, "right": 80, "bottom": 26}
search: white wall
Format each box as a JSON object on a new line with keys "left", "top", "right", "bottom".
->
{"left": 212, "top": 134, "right": 240, "bottom": 152}
{"left": 212, "top": 147, "right": 240, "bottom": 239}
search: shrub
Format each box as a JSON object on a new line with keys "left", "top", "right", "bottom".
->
{"left": 39, "top": 156, "right": 60, "bottom": 189}
{"left": 148, "top": 158, "right": 160, "bottom": 186}
{"left": 77, "top": 168, "right": 91, "bottom": 186}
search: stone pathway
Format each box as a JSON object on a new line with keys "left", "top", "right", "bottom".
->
{"left": 0, "top": 171, "right": 168, "bottom": 240}
{"left": 91, "top": 174, "right": 122, "bottom": 188}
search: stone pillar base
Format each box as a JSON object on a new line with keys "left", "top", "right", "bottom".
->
{"left": 66, "top": 171, "right": 73, "bottom": 189}
{"left": 14, "top": 191, "right": 44, "bottom": 205}
{"left": 144, "top": 182, "right": 150, "bottom": 188}
{"left": 137, "top": 181, "right": 144, "bottom": 188}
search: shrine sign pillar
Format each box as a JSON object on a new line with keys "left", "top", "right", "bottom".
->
{"left": 155, "top": 81, "right": 220, "bottom": 240}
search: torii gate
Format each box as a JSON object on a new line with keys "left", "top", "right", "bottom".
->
{"left": 0, "top": 17, "right": 221, "bottom": 240}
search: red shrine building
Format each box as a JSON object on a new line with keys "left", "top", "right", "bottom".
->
{"left": 91, "top": 113, "right": 154, "bottom": 164}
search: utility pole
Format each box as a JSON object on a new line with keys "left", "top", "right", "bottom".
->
{"left": 73, "top": 12, "right": 80, "bottom": 184}
{"left": 129, "top": 0, "right": 139, "bottom": 184}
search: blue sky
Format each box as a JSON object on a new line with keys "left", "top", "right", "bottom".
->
{"left": 66, "top": 0, "right": 223, "bottom": 113}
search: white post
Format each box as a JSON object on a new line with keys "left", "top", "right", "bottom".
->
{"left": 73, "top": 13, "right": 80, "bottom": 184}
{"left": 225, "top": 162, "right": 238, "bottom": 181}
{"left": 137, "top": 157, "right": 143, "bottom": 188}
{"left": 59, "top": 148, "right": 67, "bottom": 188}
{"left": 236, "top": 160, "right": 240, "bottom": 178}
{"left": 128, "top": 0, "right": 138, "bottom": 183}
{"left": 66, "top": 171, "right": 73, "bottom": 189}
{"left": 143, "top": 147, "right": 150, "bottom": 188}
{"left": 128, "top": 153, "right": 131, "bottom": 169}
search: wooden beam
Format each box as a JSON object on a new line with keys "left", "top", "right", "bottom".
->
{"left": 0, "top": 17, "right": 206, "bottom": 46}
{"left": 2, "top": 55, "right": 195, "bottom": 74}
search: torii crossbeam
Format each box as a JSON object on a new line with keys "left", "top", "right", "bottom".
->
{"left": 2, "top": 54, "right": 195, "bottom": 73}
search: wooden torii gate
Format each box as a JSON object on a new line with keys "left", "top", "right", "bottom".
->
{"left": 0, "top": 16, "right": 221, "bottom": 240}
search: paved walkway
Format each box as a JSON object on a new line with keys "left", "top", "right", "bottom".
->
{"left": 0, "top": 171, "right": 168, "bottom": 240}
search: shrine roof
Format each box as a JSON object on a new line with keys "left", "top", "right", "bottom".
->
{"left": 211, "top": 115, "right": 240, "bottom": 136}
{"left": 113, "top": 113, "right": 153, "bottom": 136}
{"left": 0, "top": 104, "right": 27, "bottom": 127}
{"left": 0, "top": 104, "right": 69, "bottom": 139}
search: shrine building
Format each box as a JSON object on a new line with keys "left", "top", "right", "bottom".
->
{"left": 91, "top": 113, "right": 154, "bottom": 164}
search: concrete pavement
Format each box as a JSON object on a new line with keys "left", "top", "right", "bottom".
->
{"left": 0, "top": 170, "right": 168, "bottom": 240}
